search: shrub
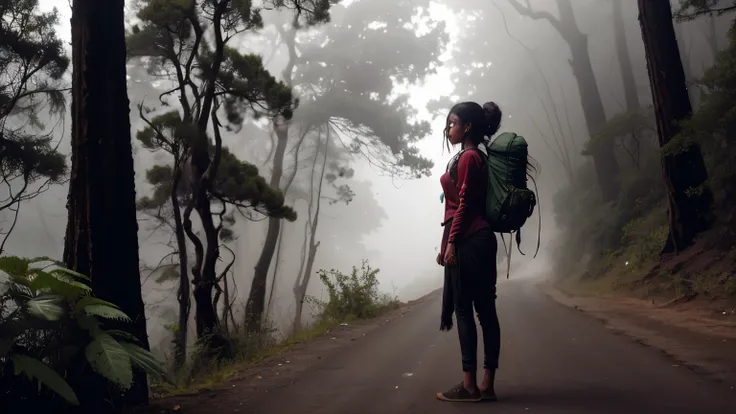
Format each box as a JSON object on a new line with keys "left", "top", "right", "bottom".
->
{"left": 0, "top": 256, "right": 168, "bottom": 407}
{"left": 307, "top": 260, "right": 399, "bottom": 322}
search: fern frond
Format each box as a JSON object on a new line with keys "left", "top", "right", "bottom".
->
{"left": 85, "top": 333, "right": 133, "bottom": 390}
{"left": 75, "top": 296, "right": 131, "bottom": 321}
{"left": 26, "top": 294, "right": 64, "bottom": 321}
{"left": 29, "top": 269, "right": 90, "bottom": 298}
{"left": 52, "top": 266, "right": 90, "bottom": 281}
{"left": 76, "top": 313, "right": 102, "bottom": 337}
{"left": 11, "top": 354, "right": 79, "bottom": 405}
{"left": 28, "top": 256, "right": 53, "bottom": 264}
{"left": 119, "top": 341, "right": 170, "bottom": 383}
{"left": 0, "top": 256, "right": 30, "bottom": 277}
{"left": 105, "top": 329, "right": 141, "bottom": 344}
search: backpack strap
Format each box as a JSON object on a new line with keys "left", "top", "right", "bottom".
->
{"left": 515, "top": 178, "right": 542, "bottom": 259}
{"left": 530, "top": 175, "right": 541, "bottom": 259}
{"left": 515, "top": 230, "right": 525, "bottom": 256}
{"left": 499, "top": 233, "right": 512, "bottom": 279}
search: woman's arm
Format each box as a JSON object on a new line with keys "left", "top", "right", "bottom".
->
{"left": 447, "top": 150, "right": 484, "bottom": 243}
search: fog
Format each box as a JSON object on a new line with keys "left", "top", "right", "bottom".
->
{"left": 3, "top": 0, "right": 730, "bottom": 356}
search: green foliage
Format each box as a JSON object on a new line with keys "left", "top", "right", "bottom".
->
{"left": 0, "top": 134, "right": 67, "bottom": 182}
{"left": 673, "top": 19, "right": 736, "bottom": 220}
{"left": 619, "top": 212, "right": 670, "bottom": 269}
{"left": 214, "top": 145, "right": 297, "bottom": 220}
{"left": 0, "top": 256, "right": 168, "bottom": 407}
{"left": 11, "top": 353, "right": 79, "bottom": 405}
{"left": 552, "top": 129, "right": 667, "bottom": 281}
{"left": 135, "top": 111, "right": 198, "bottom": 153}
{"left": 127, "top": 0, "right": 334, "bottom": 80}
{"left": 135, "top": 111, "right": 297, "bottom": 223}
{"left": 264, "top": 0, "right": 335, "bottom": 27}
{"left": 129, "top": 0, "right": 301, "bottom": 226}
{"left": 307, "top": 260, "right": 398, "bottom": 322}
{"left": 0, "top": 0, "right": 68, "bottom": 218}
{"left": 551, "top": 101, "right": 670, "bottom": 280}
{"left": 0, "top": 0, "right": 69, "bottom": 117}
{"left": 286, "top": 0, "right": 447, "bottom": 179}
{"left": 323, "top": 161, "right": 356, "bottom": 205}
{"left": 585, "top": 106, "right": 657, "bottom": 157}
{"left": 213, "top": 47, "right": 297, "bottom": 125}
{"left": 555, "top": 17, "right": 736, "bottom": 297}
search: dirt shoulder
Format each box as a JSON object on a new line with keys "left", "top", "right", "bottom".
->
{"left": 131, "top": 291, "right": 440, "bottom": 414}
{"left": 539, "top": 279, "right": 736, "bottom": 389}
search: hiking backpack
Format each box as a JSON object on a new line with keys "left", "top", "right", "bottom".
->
{"left": 483, "top": 132, "right": 540, "bottom": 277}
{"left": 445, "top": 132, "right": 540, "bottom": 278}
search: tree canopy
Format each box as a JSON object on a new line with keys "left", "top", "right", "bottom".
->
{"left": 126, "top": 0, "right": 338, "bottom": 341}
{"left": 284, "top": 0, "right": 447, "bottom": 178}
{"left": 0, "top": 0, "right": 68, "bottom": 243}
{"left": 135, "top": 110, "right": 297, "bottom": 222}
{"left": 128, "top": 0, "right": 304, "bottom": 236}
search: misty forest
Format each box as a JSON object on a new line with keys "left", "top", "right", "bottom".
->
{"left": 2, "top": 0, "right": 736, "bottom": 412}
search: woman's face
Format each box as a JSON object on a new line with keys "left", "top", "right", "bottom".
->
{"left": 446, "top": 112, "right": 465, "bottom": 146}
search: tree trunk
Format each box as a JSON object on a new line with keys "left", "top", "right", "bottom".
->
{"left": 245, "top": 26, "right": 298, "bottom": 333}
{"left": 568, "top": 33, "right": 621, "bottom": 200}
{"left": 170, "top": 167, "right": 190, "bottom": 368}
{"left": 292, "top": 238, "right": 318, "bottom": 333}
{"left": 706, "top": 16, "right": 719, "bottom": 60}
{"left": 638, "top": 0, "right": 712, "bottom": 254}
{"left": 213, "top": 244, "right": 236, "bottom": 335}
{"left": 613, "top": 0, "right": 641, "bottom": 112}
{"left": 64, "top": 0, "right": 149, "bottom": 409}
{"left": 294, "top": 227, "right": 320, "bottom": 333}
{"left": 507, "top": 0, "right": 621, "bottom": 200}
{"left": 293, "top": 131, "right": 328, "bottom": 334}
{"left": 559, "top": 0, "right": 621, "bottom": 200}
{"left": 265, "top": 223, "right": 285, "bottom": 318}
{"left": 184, "top": 5, "right": 227, "bottom": 343}
{"left": 245, "top": 125, "right": 288, "bottom": 333}
{"left": 193, "top": 194, "right": 221, "bottom": 338}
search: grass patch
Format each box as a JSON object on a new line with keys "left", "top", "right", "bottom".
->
{"left": 150, "top": 317, "right": 343, "bottom": 398}
{"left": 558, "top": 203, "right": 672, "bottom": 298}
{"left": 150, "top": 260, "right": 401, "bottom": 399}
{"left": 565, "top": 209, "right": 736, "bottom": 304}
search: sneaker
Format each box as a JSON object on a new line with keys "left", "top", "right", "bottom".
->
{"left": 436, "top": 382, "right": 482, "bottom": 402}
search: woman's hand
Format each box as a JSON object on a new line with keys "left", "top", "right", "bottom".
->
{"left": 436, "top": 252, "right": 443, "bottom": 266}
{"left": 443, "top": 243, "right": 456, "bottom": 266}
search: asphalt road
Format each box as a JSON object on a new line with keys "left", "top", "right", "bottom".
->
{"left": 240, "top": 279, "right": 736, "bottom": 414}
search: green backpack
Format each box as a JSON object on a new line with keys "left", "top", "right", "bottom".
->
{"left": 484, "top": 133, "right": 540, "bottom": 275}
{"left": 451, "top": 132, "right": 540, "bottom": 278}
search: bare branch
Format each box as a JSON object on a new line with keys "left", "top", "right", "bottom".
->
{"left": 675, "top": 4, "right": 736, "bottom": 21}
{"left": 0, "top": 201, "right": 21, "bottom": 255}
{"left": 503, "top": 0, "right": 564, "bottom": 34}
{"left": 141, "top": 250, "right": 179, "bottom": 287}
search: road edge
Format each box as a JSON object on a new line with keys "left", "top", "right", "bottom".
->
{"left": 132, "top": 288, "right": 442, "bottom": 413}
{"left": 537, "top": 278, "right": 736, "bottom": 390}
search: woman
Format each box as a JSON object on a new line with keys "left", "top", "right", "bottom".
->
{"left": 436, "top": 101, "right": 501, "bottom": 403}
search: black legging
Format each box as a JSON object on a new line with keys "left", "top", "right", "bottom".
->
{"left": 448, "top": 227, "right": 500, "bottom": 372}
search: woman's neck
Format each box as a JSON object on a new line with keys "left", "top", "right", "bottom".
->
{"left": 461, "top": 139, "right": 477, "bottom": 150}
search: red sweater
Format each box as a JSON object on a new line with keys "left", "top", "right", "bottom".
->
{"left": 440, "top": 148, "right": 488, "bottom": 257}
